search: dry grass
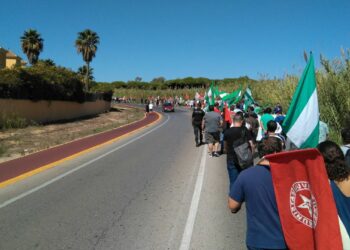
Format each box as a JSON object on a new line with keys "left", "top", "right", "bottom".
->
{"left": 0, "top": 104, "right": 144, "bottom": 163}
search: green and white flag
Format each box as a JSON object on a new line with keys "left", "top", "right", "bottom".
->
{"left": 219, "top": 91, "right": 228, "bottom": 99}
{"left": 222, "top": 86, "right": 242, "bottom": 105}
{"left": 283, "top": 53, "right": 319, "bottom": 148}
{"left": 243, "top": 87, "right": 254, "bottom": 111}
{"left": 206, "top": 82, "right": 219, "bottom": 105}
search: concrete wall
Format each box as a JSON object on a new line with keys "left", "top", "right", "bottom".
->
{"left": 0, "top": 99, "right": 111, "bottom": 124}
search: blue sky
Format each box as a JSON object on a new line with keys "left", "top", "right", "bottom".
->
{"left": 1, "top": 0, "right": 349, "bottom": 82}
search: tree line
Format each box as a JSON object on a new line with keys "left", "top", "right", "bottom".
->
{"left": 91, "top": 76, "right": 255, "bottom": 92}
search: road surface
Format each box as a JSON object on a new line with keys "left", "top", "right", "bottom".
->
{"left": 0, "top": 107, "right": 246, "bottom": 250}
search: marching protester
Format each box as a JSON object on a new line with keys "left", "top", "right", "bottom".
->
{"left": 202, "top": 105, "right": 222, "bottom": 157}
{"left": 318, "top": 141, "right": 350, "bottom": 248}
{"left": 245, "top": 109, "right": 259, "bottom": 144}
{"left": 192, "top": 102, "right": 205, "bottom": 147}
{"left": 274, "top": 106, "right": 285, "bottom": 125}
{"left": 263, "top": 120, "right": 286, "bottom": 149}
{"left": 260, "top": 107, "right": 274, "bottom": 136}
{"left": 224, "top": 112, "right": 254, "bottom": 191}
{"left": 341, "top": 127, "right": 350, "bottom": 167}
{"left": 145, "top": 100, "right": 149, "bottom": 114}
{"left": 228, "top": 137, "right": 287, "bottom": 250}
{"left": 149, "top": 101, "right": 154, "bottom": 112}
{"left": 319, "top": 120, "right": 329, "bottom": 143}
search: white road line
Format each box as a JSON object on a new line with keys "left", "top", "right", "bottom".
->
{"left": 0, "top": 114, "right": 170, "bottom": 209}
{"left": 179, "top": 145, "right": 207, "bottom": 250}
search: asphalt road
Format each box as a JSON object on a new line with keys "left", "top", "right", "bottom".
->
{"left": 0, "top": 107, "right": 246, "bottom": 250}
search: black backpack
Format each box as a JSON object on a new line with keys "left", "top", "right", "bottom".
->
{"left": 232, "top": 128, "right": 253, "bottom": 169}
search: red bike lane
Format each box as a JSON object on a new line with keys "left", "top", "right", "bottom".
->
{"left": 0, "top": 112, "right": 160, "bottom": 186}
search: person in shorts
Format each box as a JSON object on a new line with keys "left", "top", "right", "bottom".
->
{"left": 202, "top": 105, "right": 222, "bottom": 157}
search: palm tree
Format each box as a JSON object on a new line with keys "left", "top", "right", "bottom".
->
{"left": 75, "top": 29, "right": 99, "bottom": 91}
{"left": 20, "top": 29, "right": 44, "bottom": 65}
{"left": 78, "top": 65, "right": 94, "bottom": 81}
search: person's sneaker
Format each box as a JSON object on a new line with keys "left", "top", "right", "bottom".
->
{"left": 213, "top": 152, "right": 220, "bottom": 157}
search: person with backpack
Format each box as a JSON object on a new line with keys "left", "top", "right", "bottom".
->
{"left": 224, "top": 112, "right": 254, "bottom": 192}
{"left": 262, "top": 120, "right": 286, "bottom": 150}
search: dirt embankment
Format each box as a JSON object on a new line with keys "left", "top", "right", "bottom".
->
{"left": 0, "top": 105, "right": 145, "bottom": 163}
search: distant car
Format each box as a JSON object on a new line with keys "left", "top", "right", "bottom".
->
{"left": 162, "top": 102, "right": 175, "bottom": 112}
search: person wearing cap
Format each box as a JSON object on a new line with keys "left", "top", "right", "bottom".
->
{"left": 273, "top": 103, "right": 283, "bottom": 115}
{"left": 274, "top": 106, "right": 285, "bottom": 125}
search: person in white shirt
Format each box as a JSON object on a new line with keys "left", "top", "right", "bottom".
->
{"left": 341, "top": 127, "right": 350, "bottom": 156}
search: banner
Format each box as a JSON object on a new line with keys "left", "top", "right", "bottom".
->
{"left": 265, "top": 149, "right": 343, "bottom": 250}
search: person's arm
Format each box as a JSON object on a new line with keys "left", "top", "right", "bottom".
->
{"left": 228, "top": 197, "right": 242, "bottom": 213}
{"left": 259, "top": 119, "right": 264, "bottom": 131}
{"left": 228, "top": 173, "right": 244, "bottom": 214}
{"left": 249, "top": 140, "right": 255, "bottom": 153}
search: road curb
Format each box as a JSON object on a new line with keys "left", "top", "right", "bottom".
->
{"left": 0, "top": 111, "right": 162, "bottom": 188}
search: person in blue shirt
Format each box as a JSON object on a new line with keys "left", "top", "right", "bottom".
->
{"left": 317, "top": 141, "right": 350, "bottom": 248}
{"left": 228, "top": 137, "right": 287, "bottom": 250}
{"left": 274, "top": 107, "right": 285, "bottom": 125}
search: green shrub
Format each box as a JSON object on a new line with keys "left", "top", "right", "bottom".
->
{"left": 0, "top": 63, "right": 111, "bottom": 103}
{"left": 0, "top": 144, "right": 7, "bottom": 157}
{"left": 0, "top": 113, "right": 28, "bottom": 130}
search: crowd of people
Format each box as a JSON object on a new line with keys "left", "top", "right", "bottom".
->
{"left": 191, "top": 100, "right": 350, "bottom": 250}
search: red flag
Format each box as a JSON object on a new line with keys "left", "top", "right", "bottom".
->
{"left": 265, "top": 149, "right": 343, "bottom": 250}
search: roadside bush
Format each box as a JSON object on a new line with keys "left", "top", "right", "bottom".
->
{"left": 0, "top": 63, "right": 111, "bottom": 103}
{"left": 0, "top": 64, "right": 86, "bottom": 102}
{"left": 0, "top": 144, "right": 7, "bottom": 157}
{"left": 0, "top": 113, "right": 28, "bottom": 130}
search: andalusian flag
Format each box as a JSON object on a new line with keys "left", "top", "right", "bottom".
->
{"left": 206, "top": 82, "right": 219, "bottom": 105}
{"left": 243, "top": 87, "right": 254, "bottom": 111}
{"left": 219, "top": 91, "right": 228, "bottom": 99}
{"left": 222, "top": 86, "right": 242, "bottom": 105}
{"left": 283, "top": 53, "right": 319, "bottom": 148}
